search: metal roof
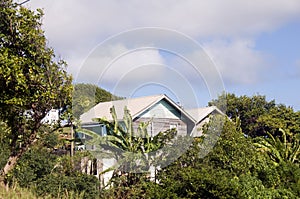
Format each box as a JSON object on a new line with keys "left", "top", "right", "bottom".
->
{"left": 80, "top": 94, "right": 196, "bottom": 124}
{"left": 185, "top": 106, "right": 225, "bottom": 124}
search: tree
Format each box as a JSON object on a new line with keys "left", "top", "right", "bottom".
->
{"left": 209, "top": 93, "right": 276, "bottom": 137}
{"left": 0, "top": 0, "right": 72, "bottom": 184}
{"left": 255, "top": 104, "right": 300, "bottom": 137}
{"left": 253, "top": 104, "right": 300, "bottom": 164}
{"left": 96, "top": 105, "right": 300, "bottom": 198}
{"left": 154, "top": 117, "right": 298, "bottom": 198}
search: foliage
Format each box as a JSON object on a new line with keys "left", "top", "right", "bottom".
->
{"left": 8, "top": 147, "right": 57, "bottom": 187}
{"left": 100, "top": 178, "right": 178, "bottom": 199}
{"left": 35, "top": 173, "right": 99, "bottom": 199}
{"left": 84, "top": 106, "right": 177, "bottom": 181}
{"left": 155, "top": 116, "right": 299, "bottom": 198}
{"left": 209, "top": 93, "right": 276, "bottom": 137}
{"left": 72, "top": 83, "right": 122, "bottom": 118}
{"left": 0, "top": 121, "right": 10, "bottom": 169}
{"left": 6, "top": 144, "right": 100, "bottom": 198}
{"left": 255, "top": 129, "right": 300, "bottom": 164}
{"left": 255, "top": 104, "right": 300, "bottom": 136}
{"left": 40, "top": 131, "right": 60, "bottom": 149}
{"left": 0, "top": 0, "right": 72, "bottom": 180}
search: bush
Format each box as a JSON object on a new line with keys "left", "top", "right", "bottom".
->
{"left": 35, "top": 173, "right": 100, "bottom": 199}
{"left": 9, "top": 147, "right": 57, "bottom": 187}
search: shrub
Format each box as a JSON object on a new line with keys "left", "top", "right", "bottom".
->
{"left": 35, "top": 173, "right": 100, "bottom": 199}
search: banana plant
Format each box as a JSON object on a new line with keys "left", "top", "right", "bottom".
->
{"left": 254, "top": 128, "right": 300, "bottom": 164}
{"left": 78, "top": 106, "right": 177, "bottom": 176}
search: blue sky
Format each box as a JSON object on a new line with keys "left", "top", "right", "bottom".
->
{"left": 24, "top": 0, "right": 300, "bottom": 110}
{"left": 232, "top": 20, "right": 300, "bottom": 110}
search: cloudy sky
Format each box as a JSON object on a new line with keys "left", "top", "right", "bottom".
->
{"left": 24, "top": 0, "right": 300, "bottom": 110}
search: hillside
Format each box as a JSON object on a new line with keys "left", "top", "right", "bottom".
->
{"left": 72, "top": 83, "right": 123, "bottom": 118}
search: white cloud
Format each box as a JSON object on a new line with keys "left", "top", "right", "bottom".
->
{"left": 74, "top": 44, "right": 166, "bottom": 85}
{"left": 27, "top": 0, "right": 300, "bottom": 41}
{"left": 24, "top": 0, "right": 300, "bottom": 85}
{"left": 203, "top": 39, "right": 269, "bottom": 84}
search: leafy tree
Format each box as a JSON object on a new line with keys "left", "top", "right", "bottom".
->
{"left": 256, "top": 104, "right": 300, "bottom": 137}
{"left": 0, "top": 0, "right": 72, "bottom": 183}
{"left": 154, "top": 116, "right": 298, "bottom": 198}
{"left": 209, "top": 93, "right": 276, "bottom": 137}
{"left": 253, "top": 104, "right": 300, "bottom": 165}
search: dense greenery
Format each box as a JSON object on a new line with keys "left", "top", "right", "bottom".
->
{"left": 2, "top": 135, "right": 100, "bottom": 198}
{"left": 0, "top": 0, "right": 72, "bottom": 182}
{"left": 99, "top": 94, "right": 300, "bottom": 198}
{"left": 209, "top": 93, "right": 277, "bottom": 137}
{"left": 99, "top": 116, "right": 299, "bottom": 198}
{"left": 72, "top": 83, "right": 122, "bottom": 118}
{"left": 152, "top": 118, "right": 299, "bottom": 198}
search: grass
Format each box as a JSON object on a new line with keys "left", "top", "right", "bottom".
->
{"left": 0, "top": 184, "right": 86, "bottom": 199}
{"left": 0, "top": 184, "right": 37, "bottom": 199}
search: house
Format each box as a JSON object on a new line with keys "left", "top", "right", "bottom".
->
{"left": 78, "top": 94, "right": 224, "bottom": 186}
{"left": 186, "top": 106, "right": 225, "bottom": 137}
{"left": 80, "top": 94, "right": 196, "bottom": 137}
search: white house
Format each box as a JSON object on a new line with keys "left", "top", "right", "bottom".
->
{"left": 78, "top": 94, "right": 224, "bottom": 186}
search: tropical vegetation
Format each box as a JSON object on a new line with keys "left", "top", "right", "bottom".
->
{"left": 0, "top": 0, "right": 299, "bottom": 198}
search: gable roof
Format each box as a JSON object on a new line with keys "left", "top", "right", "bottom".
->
{"left": 185, "top": 106, "right": 224, "bottom": 124}
{"left": 80, "top": 94, "right": 196, "bottom": 124}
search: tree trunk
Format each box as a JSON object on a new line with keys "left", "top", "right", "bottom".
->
{"left": 0, "top": 131, "right": 38, "bottom": 186}
{"left": 1, "top": 155, "right": 19, "bottom": 177}
{"left": 0, "top": 155, "right": 20, "bottom": 187}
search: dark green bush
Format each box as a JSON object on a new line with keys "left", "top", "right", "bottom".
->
{"left": 35, "top": 173, "right": 100, "bottom": 199}
{"left": 9, "top": 147, "right": 57, "bottom": 187}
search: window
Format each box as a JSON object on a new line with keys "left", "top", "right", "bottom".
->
{"left": 81, "top": 123, "right": 107, "bottom": 137}
{"left": 75, "top": 132, "right": 86, "bottom": 139}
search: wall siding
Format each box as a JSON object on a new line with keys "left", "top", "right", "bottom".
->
{"left": 133, "top": 117, "right": 187, "bottom": 137}
{"left": 139, "top": 100, "right": 181, "bottom": 119}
